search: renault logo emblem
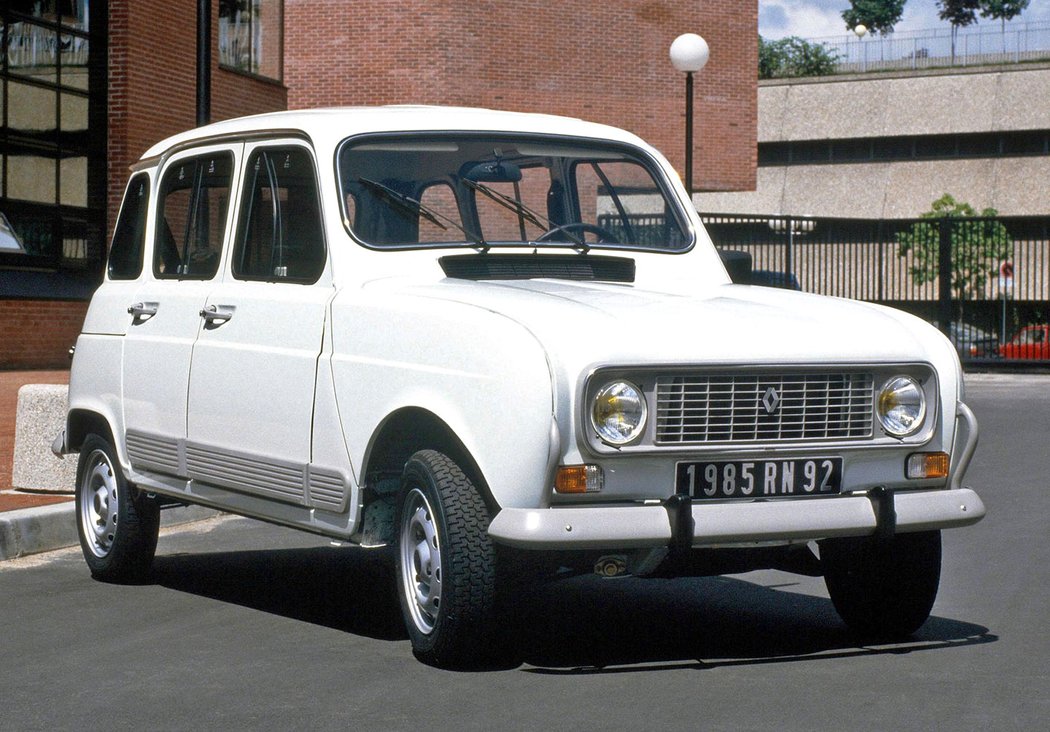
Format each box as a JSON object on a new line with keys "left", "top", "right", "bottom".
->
{"left": 761, "top": 386, "right": 781, "bottom": 415}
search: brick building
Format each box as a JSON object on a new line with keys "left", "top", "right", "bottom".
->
{"left": 1, "top": 1, "right": 756, "bottom": 369}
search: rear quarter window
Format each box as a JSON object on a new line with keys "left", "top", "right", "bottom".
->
{"left": 107, "top": 173, "right": 151, "bottom": 280}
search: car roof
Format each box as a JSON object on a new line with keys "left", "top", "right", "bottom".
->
{"left": 139, "top": 105, "right": 651, "bottom": 162}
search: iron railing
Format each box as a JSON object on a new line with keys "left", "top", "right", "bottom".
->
{"left": 797, "top": 21, "right": 1050, "bottom": 76}
{"left": 698, "top": 213, "right": 1049, "bottom": 366}
{"left": 599, "top": 208, "right": 1048, "bottom": 366}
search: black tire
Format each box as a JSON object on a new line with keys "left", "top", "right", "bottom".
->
{"left": 821, "top": 530, "right": 941, "bottom": 640}
{"left": 75, "top": 434, "right": 160, "bottom": 583}
{"left": 394, "top": 450, "right": 511, "bottom": 668}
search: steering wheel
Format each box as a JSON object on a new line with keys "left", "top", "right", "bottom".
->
{"left": 535, "top": 222, "right": 621, "bottom": 244}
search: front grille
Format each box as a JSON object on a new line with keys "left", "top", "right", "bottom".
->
{"left": 655, "top": 372, "right": 874, "bottom": 445}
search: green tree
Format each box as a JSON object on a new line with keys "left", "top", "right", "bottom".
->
{"left": 980, "top": 1, "right": 1030, "bottom": 51}
{"left": 937, "top": 0, "right": 980, "bottom": 62}
{"left": 842, "top": 1, "right": 907, "bottom": 35}
{"left": 758, "top": 36, "right": 839, "bottom": 79}
{"left": 898, "top": 194, "right": 1012, "bottom": 317}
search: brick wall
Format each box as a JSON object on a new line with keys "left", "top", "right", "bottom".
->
{"left": 107, "top": 1, "right": 288, "bottom": 234}
{"left": 284, "top": 0, "right": 757, "bottom": 193}
{"left": 0, "top": 301, "right": 87, "bottom": 370}
{"left": 1, "top": 2, "right": 289, "bottom": 372}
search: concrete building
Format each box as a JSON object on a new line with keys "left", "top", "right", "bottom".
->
{"left": 694, "top": 63, "right": 1050, "bottom": 219}
{"left": 1, "top": 0, "right": 758, "bottom": 369}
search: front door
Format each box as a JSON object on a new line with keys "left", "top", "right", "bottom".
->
{"left": 185, "top": 142, "right": 333, "bottom": 506}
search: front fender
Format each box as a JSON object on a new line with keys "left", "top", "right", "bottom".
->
{"left": 330, "top": 291, "right": 556, "bottom": 509}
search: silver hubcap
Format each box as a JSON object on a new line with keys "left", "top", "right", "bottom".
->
{"left": 399, "top": 488, "right": 442, "bottom": 634}
{"left": 79, "top": 450, "right": 118, "bottom": 558}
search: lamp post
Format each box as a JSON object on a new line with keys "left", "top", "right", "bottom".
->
{"left": 854, "top": 24, "right": 868, "bottom": 73}
{"left": 669, "top": 33, "right": 709, "bottom": 198}
{"left": 768, "top": 217, "right": 815, "bottom": 287}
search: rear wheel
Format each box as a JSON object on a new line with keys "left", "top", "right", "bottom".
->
{"left": 821, "top": 530, "right": 941, "bottom": 640}
{"left": 75, "top": 434, "right": 159, "bottom": 582}
{"left": 395, "top": 450, "right": 510, "bottom": 668}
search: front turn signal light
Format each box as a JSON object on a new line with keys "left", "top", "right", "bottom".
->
{"left": 555, "top": 465, "right": 604, "bottom": 494}
{"left": 906, "top": 452, "right": 949, "bottom": 479}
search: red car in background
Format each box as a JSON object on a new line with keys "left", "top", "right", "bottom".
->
{"left": 999, "top": 324, "right": 1050, "bottom": 359}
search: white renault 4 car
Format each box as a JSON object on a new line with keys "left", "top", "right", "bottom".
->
{"left": 57, "top": 106, "right": 984, "bottom": 667}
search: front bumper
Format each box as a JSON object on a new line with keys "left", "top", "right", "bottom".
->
{"left": 489, "top": 401, "right": 984, "bottom": 550}
{"left": 488, "top": 487, "right": 985, "bottom": 549}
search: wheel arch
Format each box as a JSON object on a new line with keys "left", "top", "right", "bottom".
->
{"left": 66, "top": 408, "right": 118, "bottom": 454}
{"left": 362, "top": 406, "right": 496, "bottom": 511}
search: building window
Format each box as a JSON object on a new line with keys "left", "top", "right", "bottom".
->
{"left": 759, "top": 131, "right": 1050, "bottom": 167}
{"left": 1, "top": 0, "right": 102, "bottom": 275}
{"left": 219, "top": 0, "right": 283, "bottom": 80}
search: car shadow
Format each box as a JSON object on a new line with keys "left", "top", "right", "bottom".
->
{"left": 151, "top": 545, "right": 406, "bottom": 641}
{"left": 511, "top": 574, "right": 995, "bottom": 672}
{"left": 149, "top": 547, "right": 995, "bottom": 670}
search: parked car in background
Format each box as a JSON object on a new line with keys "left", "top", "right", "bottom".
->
{"left": 946, "top": 322, "right": 999, "bottom": 359}
{"left": 750, "top": 269, "right": 801, "bottom": 290}
{"left": 57, "top": 106, "right": 985, "bottom": 668}
{"left": 999, "top": 324, "right": 1050, "bottom": 360}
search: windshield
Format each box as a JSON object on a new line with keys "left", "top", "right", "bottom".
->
{"left": 337, "top": 134, "right": 691, "bottom": 251}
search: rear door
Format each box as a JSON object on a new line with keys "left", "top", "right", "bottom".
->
{"left": 122, "top": 146, "right": 239, "bottom": 474}
{"left": 184, "top": 141, "right": 334, "bottom": 507}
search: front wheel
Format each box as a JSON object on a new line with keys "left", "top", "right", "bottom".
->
{"left": 395, "top": 450, "right": 509, "bottom": 668}
{"left": 75, "top": 434, "right": 160, "bottom": 582}
{"left": 821, "top": 530, "right": 941, "bottom": 640}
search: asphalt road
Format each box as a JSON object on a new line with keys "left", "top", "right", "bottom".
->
{"left": 1, "top": 374, "right": 1047, "bottom": 731}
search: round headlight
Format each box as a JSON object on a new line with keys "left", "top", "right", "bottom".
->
{"left": 877, "top": 376, "right": 926, "bottom": 437}
{"left": 591, "top": 380, "right": 648, "bottom": 445}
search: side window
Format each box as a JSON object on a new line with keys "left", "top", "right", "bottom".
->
{"left": 233, "top": 147, "right": 326, "bottom": 282}
{"left": 108, "top": 173, "right": 151, "bottom": 280}
{"left": 155, "top": 153, "right": 234, "bottom": 279}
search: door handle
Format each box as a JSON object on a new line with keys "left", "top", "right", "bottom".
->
{"left": 199, "top": 304, "right": 235, "bottom": 324}
{"left": 128, "top": 302, "right": 159, "bottom": 320}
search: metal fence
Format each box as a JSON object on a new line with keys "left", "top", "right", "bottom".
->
{"left": 811, "top": 21, "right": 1050, "bottom": 74}
{"left": 699, "top": 213, "right": 1050, "bottom": 366}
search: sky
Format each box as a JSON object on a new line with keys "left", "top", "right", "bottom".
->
{"left": 759, "top": 1, "right": 1050, "bottom": 40}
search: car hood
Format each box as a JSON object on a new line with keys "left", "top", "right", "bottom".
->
{"left": 373, "top": 277, "right": 949, "bottom": 370}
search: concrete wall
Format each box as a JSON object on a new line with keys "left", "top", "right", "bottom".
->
{"left": 695, "top": 64, "right": 1050, "bottom": 218}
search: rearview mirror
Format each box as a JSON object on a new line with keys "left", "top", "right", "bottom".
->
{"left": 462, "top": 160, "right": 522, "bottom": 183}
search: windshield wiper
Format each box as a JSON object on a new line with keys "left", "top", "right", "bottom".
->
{"left": 359, "top": 177, "right": 488, "bottom": 250}
{"left": 462, "top": 179, "right": 589, "bottom": 252}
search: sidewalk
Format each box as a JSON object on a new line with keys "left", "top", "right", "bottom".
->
{"left": 0, "top": 370, "right": 215, "bottom": 560}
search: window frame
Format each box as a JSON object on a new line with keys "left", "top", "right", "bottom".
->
{"left": 153, "top": 150, "right": 236, "bottom": 281}
{"left": 107, "top": 172, "right": 151, "bottom": 281}
{"left": 335, "top": 131, "right": 695, "bottom": 254}
{"left": 231, "top": 144, "right": 327, "bottom": 285}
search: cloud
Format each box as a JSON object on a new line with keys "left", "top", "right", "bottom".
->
{"left": 759, "top": 0, "right": 853, "bottom": 39}
{"left": 760, "top": 1, "right": 1050, "bottom": 40}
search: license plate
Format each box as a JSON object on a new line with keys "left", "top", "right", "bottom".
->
{"left": 676, "top": 458, "right": 843, "bottom": 499}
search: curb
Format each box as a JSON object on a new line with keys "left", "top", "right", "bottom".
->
{"left": 0, "top": 503, "right": 221, "bottom": 561}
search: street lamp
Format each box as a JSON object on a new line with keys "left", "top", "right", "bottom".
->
{"left": 768, "top": 217, "right": 815, "bottom": 285}
{"left": 669, "top": 32, "right": 709, "bottom": 198}
{"left": 854, "top": 24, "right": 868, "bottom": 73}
